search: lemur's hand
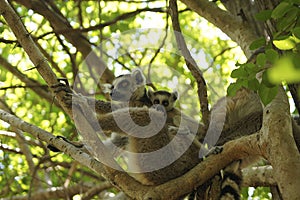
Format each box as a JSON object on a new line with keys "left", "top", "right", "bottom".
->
{"left": 51, "top": 78, "right": 72, "bottom": 93}
{"left": 152, "top": 104, "right": 167, "bottom": 115}
{"left": 50, "top": 78, "right": 74, "bottom": 108}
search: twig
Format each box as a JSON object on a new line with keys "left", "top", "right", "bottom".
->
{"left": 169, "top": 0, "right": 210, "bottom": 127}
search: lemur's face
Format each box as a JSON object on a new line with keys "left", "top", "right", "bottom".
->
{"left": 110, "top": 69, "right": 146, "bottom": 102}
{"left": 147, "top": 90, "right": 178, "bottom": 111}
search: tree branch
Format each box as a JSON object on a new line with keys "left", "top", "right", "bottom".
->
{"left": 0, "top": 183, "right": 91, "bottom": 200}
{"left": 0, "top": 55, "right": 61, "bottom": 108}
{"left": 179, "top": 0, "right": 258, "bottom": 58}
{"left": 260, "top": 87, "right": 300, "bottom": 199}
{"left": 169, "top": 0, "right": 210, "bottom": 128}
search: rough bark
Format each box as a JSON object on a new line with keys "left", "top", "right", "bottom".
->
{"left": 260, "top": 87, "right": 300, "bottom": 199}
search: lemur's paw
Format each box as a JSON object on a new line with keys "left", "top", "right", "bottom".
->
{"left": 51, "top": 78, "right": 72, "bottom": 93}
{"left": 152, "top": 104, "right": 166, "bottom": 115}
{"left": 207, "top": 146, "right": 223, "bottom": 156}
{"left": 62, "top": 92, "right": 89, "bottom": 108}
{"left": 168, "top": 125, "right": 191, "bottom": 135}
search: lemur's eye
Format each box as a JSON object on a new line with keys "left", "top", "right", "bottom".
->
{"left": 162, "top": 100, "right": 169, "bottom": 107}
{"left": 119, "top": 80, "right": 129, "bottom": 88}
{"left": 153, "top": 99, "right": 160, "bottom": 104}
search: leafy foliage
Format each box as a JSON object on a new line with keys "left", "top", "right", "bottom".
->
{"left": 228, "top": 0, "right": 300, "bottom": 105}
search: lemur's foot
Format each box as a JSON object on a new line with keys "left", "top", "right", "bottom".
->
{"left": 51, "top": 78, "right": 72, "bottom": 93}
{"left": 208, "top": 146, "right": 223, "bottom": 155}
{"left": 199, "top": 145, "right": 223, "bottom": 160}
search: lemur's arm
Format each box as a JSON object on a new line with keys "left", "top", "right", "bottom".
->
{"left": 52, "top": 80, "right": 115, "bottom": 114}
{"left": 97, "top": 107, "right": 166, "bottom": 135}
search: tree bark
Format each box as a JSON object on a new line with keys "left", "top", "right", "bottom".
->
{"left": 261, "top": 87, "right": 300, "bottom": 199}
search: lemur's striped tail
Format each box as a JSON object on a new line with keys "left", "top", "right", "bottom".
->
{"left": 219, "top": 161, "right": 242, "bottom": 200}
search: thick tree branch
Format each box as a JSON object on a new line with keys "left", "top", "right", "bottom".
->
{"left": 180, "top": 0, "right": 258, "bottom": 58}
{"left": 260, "top": 87, "right": 300, "bottom": 199}
{"left": 143, "top": 133, "right": 262, "bottom": 199}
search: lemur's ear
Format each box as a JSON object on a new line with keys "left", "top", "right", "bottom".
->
{"left": 147, "top": 88, "right": 154, "bottom": 99}
{"left": 172, "top": 91, "right": 179, "bottom": 101}
{"left": 132, "top": 68, "right": 146, "bottom": 86}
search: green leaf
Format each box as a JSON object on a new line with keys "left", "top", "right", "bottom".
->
{"left": 271, "top": 2, "right": 292, "bottom": 19}
{"left": 273, "top": 34, "right": 290, "bottom": 41}
{"left": 250, "top": 37, "right": 266, "bottom": 50}
{"left": 276, "top": 7, "right": 299, "bottom": 31}
{"left": 227, "top": 79, "right": 247, "bottom": 96}
{"left": 258, "top": 84, "right": 278, "bottom": 106}
{"left": 227, "top": 82, "right": 240, "bottom": 96}
{"left": 248, "top": 78, "right": 260, "bottom": 91}
{"left": 244, "top": 63, "right": 260, "bottom": 76}
{"left": 231, "top": 67, "right": 248, "bottom": 78}
{"left": 293, "top": 27, "right": 300, "bottom": 39}
{"left": 266, "top": 49, "right": 279, "bottom": 63}
{"left": 255, "top": 10, "right": 272, "bottom": 21}
{"left": 256, "top": 53, "right": 266, "bottom": 67}
{"left": 268, "top": 55, "right": 300, "bottom": 83}
{"left": 273, "top": 37, "right": 296, "bottom": 50}
{"left": 262, "top": 71, "right": 275, "bottom": 88}
{"left": 292, "top": 53, "right": 300, "bottom": 69}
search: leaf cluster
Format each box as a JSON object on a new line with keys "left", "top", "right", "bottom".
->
{"left": 228, "top": 0, "right": 300, "bottom": 105}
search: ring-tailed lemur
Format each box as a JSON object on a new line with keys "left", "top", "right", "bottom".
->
{"left": 49, "top": 68, "right": 151, "bottom": 155}
{"left": 147, "top": 89, "right": 178, "bottom": 111}
{"left": 147, "top": 88, "right": 206, "bottom": 139}
{"left": 110, "top": 68, "right": 152, "bottom": 108}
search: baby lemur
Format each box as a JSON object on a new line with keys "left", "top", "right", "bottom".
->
{"left": 147, "top": 89, "right": 178, "bottom": 112}
{"left": 147, "top": 88, "right": 205, "bottom": 140}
